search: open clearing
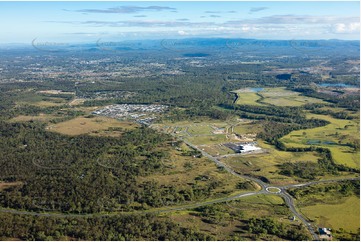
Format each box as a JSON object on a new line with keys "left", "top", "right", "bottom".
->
{"left": 46, "top": 116, "right": 138, "bottom": 136}
{"left": 280, "top": 113, "right": 360, "bottom": 168}
{"left": 29, "top": 100, "right": 68, "bottom": 107}
{"left": 234, "top": 92, "right": 264, "bottom": 106}
{"left": 152, "top": 119, "right": 264, "bottom": 160}
{"left": 222, "top": 141, "right": 321, "bottom": 185}
{"left": 198, "top": 144, "right": 234, "bottom": 156}
{"left": 233, "top": 87, "right": 326, "bottom": 106}
{"left": 300, "top": 196, "right": 359, "bottom": 233}
{"left": 9, "top": 114, "right": 57, "bottom": 123}
{"left": 260, "top": 87, "right": 327, "bottom": 106}
{"left": 153, "top": 118, "right": 259, "bottom": 147}
{"left": 0, "top": 182, "right": 22, "bottom": 191}
{"left": 13, "top": 90, "right": 72, "bottom": 107}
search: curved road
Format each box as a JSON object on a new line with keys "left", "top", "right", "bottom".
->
{"left": 181, "top": 138, "right": 359, "bottom": 240}
{"left": 279, "top": 191, "right": 318, "bottom": 240}
{"left": 0, "top": 134, "right": 359, "bottom": 240}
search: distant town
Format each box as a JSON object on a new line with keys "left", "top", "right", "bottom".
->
{"left": 93, "top": 104, "right": 168, "bottom": 125}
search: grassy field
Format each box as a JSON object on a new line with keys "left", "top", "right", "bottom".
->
{"left": 232, "top": 87, "right": 326, "bottom": 107}
{"left": 290, "top": 181, "right": 360, "bottom": 240}
{"left": 236, "top": 194, "right": 284, "bottom": 205}
{"left": 232, "top": 120, "right": 263, "bottom": 134}
{"left": 260, "top": 87, "right": 326, "bottom": 106}
{"left": 222, "top": 141, "right": 322, "bottom": 185}
{"left": 317, "top": 106, "right": 360, "bottom": 119}
{"left": 9, "top": 114, "right": 57, "bottom": 123}
{"left": 234, "top": 92, "right": 264, "bottom": 106}
{"left": 198, "top": 144, "right": 234, "bottom": 156}
{"left": 187, "top": 134, "right": 230, "bottom": 146}
{"left": 47, "top": 116, "right": 138, "bottom": 136}
{"left": 15, "top": 92, "right": 70, "bottom": 107}
{"left": 12, "top": 89, "right": 75, "bottom": 108}
{"left": 153, "top": 119, "right": 247, "bottom": 146}
{"left": 187, "top": 125, "right": 215, "bottom": 136}
{"left": 280, "top": 113, "right": 360, "bottom": 168}
{"left": 31, "top": 99, "right": 68, "bottom": 107}
{"left": 300, "top": 196, "right": 360, "bottom": 233}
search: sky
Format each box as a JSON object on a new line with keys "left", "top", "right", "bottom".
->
{"left": 0, "top": 1, "right": 359, "bottom": 44}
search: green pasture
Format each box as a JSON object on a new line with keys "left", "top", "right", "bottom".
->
{"left": 280, "top": 113, "right": 360, "bottom": 168}
{"left": 300, "top": 196, "right": 359, "bottom": 233}
{"left": 233, "top": 87, "right": 326, "bottom": 107}
{"left": 234, "top": 92, "right": 264, "bottom": 106}
{"left": 260, "top": 87, "right": 326, "bottom": 106}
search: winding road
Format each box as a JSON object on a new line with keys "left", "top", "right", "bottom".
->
{"left": 0, "top": 131, "right": 359, "bottom": 241}
{"left": 181, "top": 138, "right": 358, "bottom": 240}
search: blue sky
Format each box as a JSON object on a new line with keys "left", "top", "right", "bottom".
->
{"left": 0, "top": 1, "right": 359, "bottom": 43}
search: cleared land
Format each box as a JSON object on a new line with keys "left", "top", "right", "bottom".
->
{"left": 232, "top": 120, "right": 262, "bottom": 134}
{"left": 300, "top": 196, "right": 359, "bottom": 233}
{"left": 13, "top": 90, "right": 73, "bottom": 107}
{"left": 234, "top": 92, "right": 264, "bottom": 106}
{"left": 29, "top": 100, "right": 67, "bottom": 107}
{"left": 233, "top": 87, "right": 326, "bottom": 107}
{"left": 280, "top": 113, "right": 360, "bottom": 168}
{"left": 260, "top": 87, "right": 327, "bottom": 106}
{"left": 152, "top": 119, "right": 262, "bottom": 156}
{"left": 46, "top": 116, "right": 138, "bottom": 136}
{"left": 9, "top": 114, "right": 57, "bottom": 123}
{"left": 198, "top": 144, "right": 234, "bottom": 157}
{"left": 0, "top": 182, "right": 22, "bottom": 191}
{"left": 222, "top": 141, "right": 321, "bottom": 185}
{"left": 16, "top": 95, "right": 69, "bottom": 107}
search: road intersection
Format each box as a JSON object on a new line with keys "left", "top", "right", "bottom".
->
{"left": 0, "top": 135, "right": 359, "bottom": 240}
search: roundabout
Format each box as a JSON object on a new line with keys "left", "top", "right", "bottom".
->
{"left": 266, "top": 187, "right": 282, "bottom": 194}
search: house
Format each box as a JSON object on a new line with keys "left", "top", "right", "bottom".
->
{"left": 319, "top": 228, "right": 332, "bottom": 241}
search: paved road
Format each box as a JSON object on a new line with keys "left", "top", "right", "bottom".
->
{"left": 182, "top": 139, "right": 269, "bottom": 191}
{"left": 0, "top": 128, "right": 359, "bottom": 240}
{"left": 182, "top": 139, "right": 318, "bottom": 238}
{"left": 279, "top": 191, "right": 318, "bottom": 240}
{"left": 181, "top": 138, "right": 359, "bottom": 240}
{"left": 280, "top": 177, "right": 360, "bottom": 189}
{"left": 215, "top": 149, "right": 267, "bottom": 159}
{"left": 0, "top": 190, "right": 261, "bottom": 218}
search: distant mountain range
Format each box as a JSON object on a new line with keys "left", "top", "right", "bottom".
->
{"left": 1, "top": 38, "right": 359, "bottom": 57}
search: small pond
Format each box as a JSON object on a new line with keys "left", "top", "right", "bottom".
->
{"left": 250, "top": 87, "right": 264, "bottom": 92}
{"left": 306, "top": 140, "right": 337, "bottom": 145}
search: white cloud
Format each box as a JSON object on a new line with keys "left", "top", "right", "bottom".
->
{"left": 178, "top": 30, "right": 188, "bottom": 36}
{"left": 332, "top": 23, "right": 360, "bottom": 34}
{"left": 47, "top": 14, "right": 360, "bottom": 40}
{"left": 226, "top": 15, "right": 359, "bottom": 25}
{"left": 72, "top": 6, "right": 177, "bottom": 14}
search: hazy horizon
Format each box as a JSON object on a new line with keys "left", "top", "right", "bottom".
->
{"left": 0, "top": 1, "right": 359, "bottom": 44}
{"left": 0, "top": 37, "right": 360, "bottom": 48}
